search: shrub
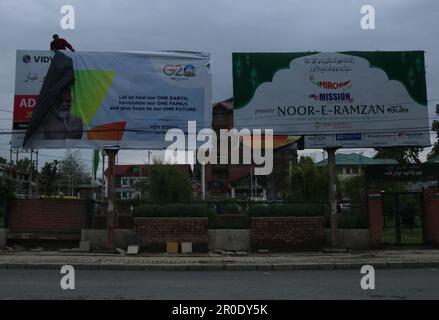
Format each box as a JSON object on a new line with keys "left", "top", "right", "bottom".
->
{"left": 250, "top": 203, "right": 325, "bottom": 217}
{"left": 133, "top": 203, "right": 212, "bottom": 218}
{"left": 222, "top": 202, "right": 242, "bottom": 214}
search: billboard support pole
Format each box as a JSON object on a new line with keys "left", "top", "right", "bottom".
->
{"left": 325, "top": 147, "right": 338, "bottom": 247}
{"left": 201, "top": 162, "right": 206, "bottom": 200}
{"left": 104, "top": 147, "right": 119, "bottom": 250}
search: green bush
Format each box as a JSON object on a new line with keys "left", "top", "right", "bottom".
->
{"left": 133, "top": 203, "right": 212, "bottom": 218}
{"left": 250, "top": 203, "right": 325, "bottom": 217}
{"left": 222, "top": 202, "right": 242, "bottom": 214}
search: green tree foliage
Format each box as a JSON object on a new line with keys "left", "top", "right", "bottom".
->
{"left": 38, "top": 160, "right": 62, "bottom": 195}
{"left": 340, "top": 174, "right": 406, "bottom": 204}
{"left": 340, "top": 174, "right": 365, "bottom": 204}
{"left": 15, "top": 157, "right": 36, "bottom": 174}
{"left": 0, "top": 157, "right": 15, "bottom": 200}
{"left": 0, "top": 173, "right": 15, "bottom": 200}
{"left": 147, "top": 164, "right": 192, "bottom": 204}
{"left": 374, "top": 147, "right": 421, "bottom": 164}
{"left": 288, "top": 156, "right": 339, "bottom": 203}
{"left": 59, "top": 150, "right": 91, "bottom": 185}
{"left": 133, "top": 178, "right": 148, "bottom": 199}
{"left": 428, "top": 104, "right": 439, "bottom": 160}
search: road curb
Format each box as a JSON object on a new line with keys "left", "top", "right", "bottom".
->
{"left": 1, "top": 261, "right": 439, "bottom": 271}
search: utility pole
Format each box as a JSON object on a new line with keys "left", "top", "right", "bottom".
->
{"left": 103, "top": 147, "right": 119, "bottom": 250}
{"left": 325, "top": 147, "right": 339, "bottom": 247}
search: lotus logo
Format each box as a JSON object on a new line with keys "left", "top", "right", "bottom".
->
{"left": 22, "top": 55, "right": 31, "bottom": 63}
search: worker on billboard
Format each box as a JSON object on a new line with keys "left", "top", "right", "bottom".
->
{"left": 50, "top": 34, "right": 75, "bottom": 52}
{"left": 43, "top": 89, "right": 83, "bottom": 140}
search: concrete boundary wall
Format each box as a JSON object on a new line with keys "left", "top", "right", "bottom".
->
{"left": 208, "top": 229, "right": 251, "bottom": 251}
{"left": 81, "top": 229, "right": 135, "bottom": 249}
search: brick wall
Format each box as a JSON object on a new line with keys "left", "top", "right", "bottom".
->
{"left": 134, "top": 217, "right": 209, "bottom": 252}
{"left": 251, "top": 217, "right": 325, "bottom": 251}
{"left": 367, "top": 191, "right": 383, "bottom": 245}
{"left": 423, "top": 189, "right": 439, "bottom": 246}
{"left": 9, "top": 199, "right": 87, "bottom": 234}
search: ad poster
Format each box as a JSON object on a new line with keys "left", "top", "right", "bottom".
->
{"left": 13, "top": 50, "right": 212, "bottom": 149}
{"left": 232, "top": 51, "right": 430, "bottom": 148}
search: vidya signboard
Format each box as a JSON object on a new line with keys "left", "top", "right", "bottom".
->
{"left": 12, "top": 50, "right": 211, "bottom": 149}
{"left": 232, "top": 51, "right": 430, "bottom": 148}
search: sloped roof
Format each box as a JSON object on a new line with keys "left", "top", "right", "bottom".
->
{"left": 213, "top": 97, "right": 233, "bottom": 110}
{"left": 315, "top": 153, "right": 398, "bottom": 166}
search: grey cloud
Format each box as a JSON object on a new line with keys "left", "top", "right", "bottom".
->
{"left": 0, "top": 0, "right": 437, "bottom": 164}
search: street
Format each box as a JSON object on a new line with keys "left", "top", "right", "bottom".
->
{"left": 0, "top": 268, "right": 438, "bottom": 300}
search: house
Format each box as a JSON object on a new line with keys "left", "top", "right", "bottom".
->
{"left": 193, "top": 98, "right": 302, "bottom": 200}
{"left": 315, "top": 153, "right": 398, "bottom": 180}
{"left": 106, "top": 164, "right": 193, "bottom": 200}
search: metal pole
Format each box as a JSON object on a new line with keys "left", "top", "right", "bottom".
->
{"left": 105, "top": 149, "right": 118, "bottom": 250}
{"left": 101, "top": 151, "right": 106, "bottom": 200}
{"left": 29, "top": 150, "right": 33, "bottom": 198}
{"left": 35, "top": 150, "right": 39, "bottom": 198}
{"left": 250, "top": 165, "right": 253, "bottom": 199}
{"left": 326, "top": 147, "right": 338, "bottom": 247}
{"left": 201, "top": 162, "right": 206, "bottom": 200}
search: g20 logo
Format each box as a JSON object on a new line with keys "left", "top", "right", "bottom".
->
{"left": 163, "top": 64, "right": 196, "bottom": 77}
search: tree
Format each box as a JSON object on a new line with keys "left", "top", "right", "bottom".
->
{"left": 147, "top": 164, "right": 193, "bottom": 204}
{"left": 133, "top": 177, "right": 149, "bottom": 199}
{"left": 340, "top": 173, "right": 407, "bottom": 204}
{"left": 15, "top": 157, "right": 36, "bottom": 174}
{"left": 427, "top": 104, "right": 439, "bottom": 160}
{"left": 259, "top": 148, "right": 291, "bottom": 200}
{"left": 0, "top": 157, "right": 7, "bottom": 165}
{"left": 374, "top": 147, "right": 421, "bottom": 164}
{"left": 59, "top": 150, "right": 91, "bottom": 185}
{"left": 288, "top": 157, "right": 340, "bottom": 203}
{"left": 39, "top": 160, "right": 62, "bottom": 195}
{"left": 0, "top": 174, "right": 15, "bottom": 200}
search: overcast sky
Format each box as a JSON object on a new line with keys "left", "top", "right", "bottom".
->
{"left": 0, "top": 0, "right": 437, "bottom": 171}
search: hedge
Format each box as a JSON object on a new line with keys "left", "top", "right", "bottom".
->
{"left": 133, "top": 203, "right": 212, "bottom": 218}
{"left": 250, "top": 203, "right": 325, "bottom": 217}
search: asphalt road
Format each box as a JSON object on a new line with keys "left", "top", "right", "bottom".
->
{"left": 0, "top": 268, "right": 438, "bottom": 300}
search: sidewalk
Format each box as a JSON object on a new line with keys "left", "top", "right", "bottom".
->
{"left": 1, "top": 249, "right": 439, "bottom": 271}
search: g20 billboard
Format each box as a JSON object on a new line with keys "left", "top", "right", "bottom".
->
{"left": 12, "top": 50, "right": 212, "bottom": 149}
{"left": 232, "top": 51, "right": 430, "bottom": 148}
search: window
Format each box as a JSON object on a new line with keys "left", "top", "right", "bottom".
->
{"left": 121, "top": 178, "right": 130, "bottom": 186}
